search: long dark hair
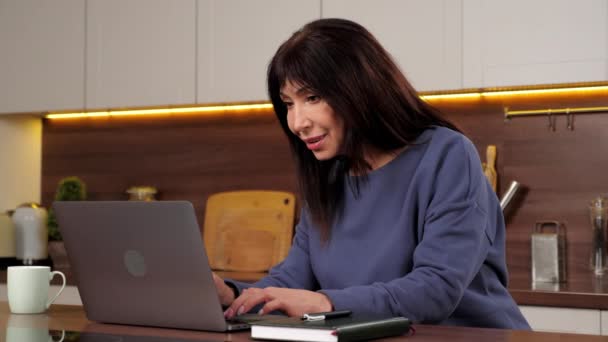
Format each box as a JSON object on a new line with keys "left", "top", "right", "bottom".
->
{"left": 267, "top": 18, "right": 459, "bottom": 239}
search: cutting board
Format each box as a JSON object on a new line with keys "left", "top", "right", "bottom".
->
{"left": 483, "top": 145, "right": 497, "bottom": 192}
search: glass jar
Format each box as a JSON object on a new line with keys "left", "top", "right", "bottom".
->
{"left": 126, "top": 186, "right": 157, "bottom": 201}
{"left": 590, "top": 196, "right": 608, "bottom": 276}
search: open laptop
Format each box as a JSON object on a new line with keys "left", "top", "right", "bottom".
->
{"left": 52, "top": 200, "right": 271, "bottom": 332}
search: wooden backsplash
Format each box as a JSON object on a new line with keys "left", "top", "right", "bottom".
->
{"left": 42, "top": 90, "right": 608, "bottom": 283}
{"left": 42, "top": 112, "right": 299, "bottom": 221}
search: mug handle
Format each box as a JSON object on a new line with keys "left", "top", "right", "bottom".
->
{"left": 46, "top": 271, "right": 66, "bottom": 309}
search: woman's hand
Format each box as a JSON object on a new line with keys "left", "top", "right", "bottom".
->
{"left": 212, "top": 272, "right": 235, "bottom": 306}
{"left": 224, "top": 287, "right": 333, "bottom": 319}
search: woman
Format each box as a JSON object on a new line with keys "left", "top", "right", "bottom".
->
{"left": 214, "top": 18, "right": 530, "bottom": 329}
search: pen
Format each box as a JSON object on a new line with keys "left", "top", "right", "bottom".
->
{"left": 301, "top": 310, "right": 352, "bottom": 321}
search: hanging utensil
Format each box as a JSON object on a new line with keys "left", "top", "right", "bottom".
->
{"left": 483, "top": 145, "right": 497, "bottom": 192}
{"left": 500, "top": 181, "right": 520, "bottom": 212}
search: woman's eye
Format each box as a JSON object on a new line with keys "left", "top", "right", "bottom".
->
{"left": 283, "top": 101, "right": 293, "bottom": 108}
{"left": 307, "top": 95, "right": 320, "bottom": 103}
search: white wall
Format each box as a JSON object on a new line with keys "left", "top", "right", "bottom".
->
{"left": 0, "top": 116, "right": 42, "bottom": 212}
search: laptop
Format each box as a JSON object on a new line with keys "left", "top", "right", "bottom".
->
{"left": 53, "top": 200, "right": 271, "bottom": 332}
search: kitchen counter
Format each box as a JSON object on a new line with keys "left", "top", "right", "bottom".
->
{"left": 2, "top": 301, "right": 606, "bottom": 342}
{"left": 0, "top": 269, "right": 263, "bottom": 286}
{"left": 4, "top": 269, "right": 608, "bottom": 310}
{"left": 508, "top": 273, "right": 608, "bottom": 310}
{"left": 0, "top": 267, "right": 75, "bottom": 286}
{"left": 0, "top": 267, "right": 260, "bottom": 286}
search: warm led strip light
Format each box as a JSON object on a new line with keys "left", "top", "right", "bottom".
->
{"left": 45, "top": 103, "right": 274, "bottom": 119}
{"left": 481, "top": 84, "right": 608, "bottom": 97}
{"left": 420, "top": 84, "right": 608, "bottom": 100}
{"left": 45, "top": 84, "right": 608, "bottom": 119}
{"left": 419, "top": 93, "right": 481, "bottom": 100}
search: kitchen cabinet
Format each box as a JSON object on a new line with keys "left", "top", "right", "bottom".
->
{"left": 322, "top": 0, "right": 463, "bottom": 92}
{"left": 602, "top": 311, "right": 608, "bottom": 335}
{"left": 519, "top": 305, "right": 601, "bottom": 335}
{"left": 197, "top": 0, "right": 320, "bottom": 103}
{"left": 463, "top": 0, "right": 608, "bottom": 88}
{"left": 0, "top": 0, "right": 84, "bottom": 114}
{"left": 3, "top": 1, "right": 608, "bottom": 113}
{"left": 86, "top": 0, "right": 196, "bottom": 109}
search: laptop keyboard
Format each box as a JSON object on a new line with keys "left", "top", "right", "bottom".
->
{"left": 227, "top": 313, "right": 283, "bottom": 324}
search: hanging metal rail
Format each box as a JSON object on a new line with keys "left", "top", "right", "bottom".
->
{"left": 504, "top": 106, "right": 608, "bottom": 118}
{"left": 504, "top": 106, "right": 608, "bottom": 131}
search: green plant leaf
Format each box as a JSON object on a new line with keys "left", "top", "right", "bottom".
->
{"left": 48, "top": 176, "right": 87, "bottom": 241}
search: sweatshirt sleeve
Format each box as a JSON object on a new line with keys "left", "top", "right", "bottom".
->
{"left": 319, "top": 135, "right": 494, "bottom": 322}
{"left": 225, "top": 209, "right": 319, "bottom": 294}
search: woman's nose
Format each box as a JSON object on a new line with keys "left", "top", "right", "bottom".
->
{"left": 292, "top": 105, "right": 311, "bottom": 131}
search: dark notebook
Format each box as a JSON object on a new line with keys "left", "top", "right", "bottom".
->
{"left": 250, "top": 315, "right": 411, "bottom": 342}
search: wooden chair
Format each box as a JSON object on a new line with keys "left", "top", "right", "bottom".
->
{"left": 203, "top": 190, "right": 296, "bottom": 276}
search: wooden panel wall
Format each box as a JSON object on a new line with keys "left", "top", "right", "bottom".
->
{"left": 437, "top": 90, "right": 608, "bottom": 284}
{"left": 42, "top": 112, "right": 298, "bottom": 225}
{"left": 42, "top": 91, "right": 608, "bottom": 283}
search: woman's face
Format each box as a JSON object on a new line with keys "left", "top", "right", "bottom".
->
{"left": 280, "top": 81, "right": 345, "bottom": 161}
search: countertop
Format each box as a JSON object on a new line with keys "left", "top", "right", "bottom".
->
{"left": 1, "top": 301, "right": 606, "bottom": 342}
{"left": 508, "top": 274, "right": 608, "bottom": 310}
{"left": 4, "top": 268, "right": 608, "bottom": 310}
{"left": 0, "top": 269, "right": 254, "bottom": 286}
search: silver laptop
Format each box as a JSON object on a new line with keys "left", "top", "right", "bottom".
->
{"left": 53, "top": 200, "right": 268, "bottom": 332}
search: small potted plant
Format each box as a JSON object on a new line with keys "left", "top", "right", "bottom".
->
{"left": 47, "top": 176, "right": 87, "bottom": 269}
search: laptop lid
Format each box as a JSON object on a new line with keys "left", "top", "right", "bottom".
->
{"left": 52, "top": 200, "right": 246, "bottom": 332}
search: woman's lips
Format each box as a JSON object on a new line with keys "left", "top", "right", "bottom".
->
{"left": 304, "top": 135, "right": 326, "bottom": 150}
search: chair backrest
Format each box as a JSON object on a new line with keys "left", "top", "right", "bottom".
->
{"left": 203, "top": 190, "right": 296, "bottom": 272}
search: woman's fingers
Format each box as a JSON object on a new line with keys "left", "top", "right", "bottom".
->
{"left": 225, "top": 287, "right": 334, "bottom": 319}
{"left": 259, "top": 298, "right": 286, "bottom": 316}
{"left": 259, "top": 288, "right": 330, "bottom": 317}
{"left": 225, "top": 287, "right": 269, "bottom": 319}
{"left": 211, "top": 273, "right": 234, "bottom": 306}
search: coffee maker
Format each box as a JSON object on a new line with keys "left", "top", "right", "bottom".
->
{"left": 0, "top": 211, "right": 17, "bottom": 269}
{"left": 12, "top": 203, "right": 48, "bottom": 265}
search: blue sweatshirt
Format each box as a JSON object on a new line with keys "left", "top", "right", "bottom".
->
{"left": 228, "top": 126, "right": 530, "bottom": 329}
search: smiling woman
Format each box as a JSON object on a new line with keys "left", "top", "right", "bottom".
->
{"left": 280, "top": 81, "right": 345, "bottom": 161}
{"left": 209, "top": 18, "right": 530, "bottom": 330}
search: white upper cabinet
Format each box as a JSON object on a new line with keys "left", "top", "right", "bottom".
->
{"left": 322, "top": 0, "right": 463, "bottom": 92}
{"left": 0, "top": 0, "right": 84, "bottom": 114}
{"left": 197, "top": 0, "right": 320, "bottom": 103}
{"left": 3, "top": 0, "right": 608, "bottom": 114}
{"left": 86, "top": 0, "right": 196, "bottom": 109}
{"left": 463, "top": 0, "right": 608, "bottom": 88}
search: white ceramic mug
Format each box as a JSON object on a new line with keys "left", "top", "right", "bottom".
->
{"left": 7, "top": 266, "right": 66, "bottom": 314}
